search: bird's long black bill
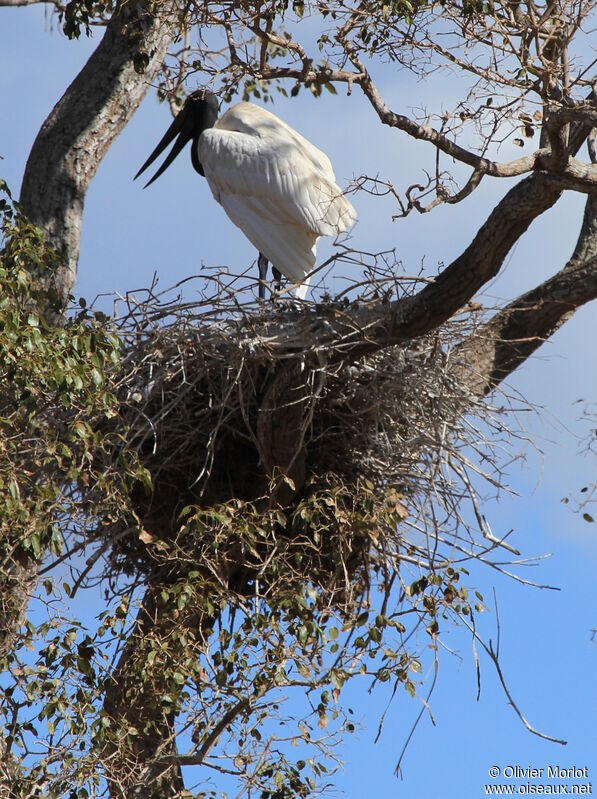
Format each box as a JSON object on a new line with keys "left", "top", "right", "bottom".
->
{"left": 134, "top": 107, "right": 193, "bottom": 188}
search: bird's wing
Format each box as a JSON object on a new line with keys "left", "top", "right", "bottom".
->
{"left": 217, "top": 192, "right": 318, "bottom": 286}
{"left": 218, "top": 102, "right": 336, "bottom": 178}
{"left": 199, "top": 109, "right": 356, "bottom": 238}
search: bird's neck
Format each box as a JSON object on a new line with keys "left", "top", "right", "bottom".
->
{"left": 191, "top": 139, "right": 204, "bottom": 177}
{"left": 191, "top": 109, "right": 218, "bottom": 177}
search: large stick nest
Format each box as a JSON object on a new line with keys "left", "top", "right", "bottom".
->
{"left": 92, "top": 278, "right": 493, "bottom": 598}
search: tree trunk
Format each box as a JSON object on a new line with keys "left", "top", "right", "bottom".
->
{"left": 19, "top": 0, "right": 179, "bottom": 321}
{"left": 1, "top": 3, "right": 178, "bottom": 790}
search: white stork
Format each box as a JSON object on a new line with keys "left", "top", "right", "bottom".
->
{"left": 135, "top": 90, "right": 357, "bottom": 299}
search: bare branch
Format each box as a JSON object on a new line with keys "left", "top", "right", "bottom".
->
{"left": 157, "top": 697, "right": 252, "bottom": 767}
{"left": 341, "top": 47, "right": 544, "bottom": 174}
{"left": 385, "top": 173, "right": 564, "bottom": 342}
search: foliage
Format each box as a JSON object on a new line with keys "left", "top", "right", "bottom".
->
{"left": 2, "top": 483, "right": 481, "bottom": 798}
{"left": 561, "top": 403, "right": 597, "bottom": 524}
{"left": 59, "top": 1, "right": 116, "bottom": 39}
{"left": 0, "top": 179, "right": 142, "bottom": 657}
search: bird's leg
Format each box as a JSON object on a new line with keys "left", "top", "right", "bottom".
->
{"left": 272, "top": 267, "right": 282, "bottom": 298}
{"left": 257, "top": 253, "right": 268, "bottom": 300}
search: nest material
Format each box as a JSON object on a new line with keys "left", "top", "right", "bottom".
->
{"left": 95, "top": 288, "right": 479, "bottom": 589}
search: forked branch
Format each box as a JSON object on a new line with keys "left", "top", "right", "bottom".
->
{"left": 455, "top": 193, "right": 597, "bottom": 396}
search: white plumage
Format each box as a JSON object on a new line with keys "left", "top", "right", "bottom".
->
{"left": 136, "top": 93, "right": 356, "bottom": 299}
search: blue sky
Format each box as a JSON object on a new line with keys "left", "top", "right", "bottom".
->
{"left": 1, "top": 5, "right": 596, "bottom": 797}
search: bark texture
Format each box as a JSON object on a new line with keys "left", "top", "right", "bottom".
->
{"left": 453, "top": 194, "right": 597, "bottom": 396}
{"left": 19, "top": 0, "right": 179, "bottom": 319}
{"left": 102, "top": 585, "right": 202, "bottom": 798}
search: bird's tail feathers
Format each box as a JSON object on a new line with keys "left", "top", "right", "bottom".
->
{"left": 293, "top": 275, "right": 311, "bottom": 300}
{"left": 221, "top": 195, "right": 317, "bottom": 289}
{"left": 315, "top": 184, "right": 357, "bottom": 235}
{"left": 262, "top": 228, "right": 317, "bottom": 286}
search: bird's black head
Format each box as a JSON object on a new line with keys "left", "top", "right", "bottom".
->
{"left": 135, "top": 89, "right": 219, "bottom": 187}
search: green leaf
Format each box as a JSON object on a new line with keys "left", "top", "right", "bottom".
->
{"left": 297, "top": 625, "right": 308, "bottom": 644}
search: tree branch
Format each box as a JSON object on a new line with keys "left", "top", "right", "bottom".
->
{"left": 393, "top": 173, "right": 564, "bottom": 338}
{"left": 19, "top": 0, "right": 179, "bottom": 321}
{"left": 454, "top": 193, "right": 597, "bottom": 396}
{"left": 355, "top": 71, "right": 597, "bottom": 193}
{"left": 236, "top": 173, "right": 564, "bottom": 372}
{"left": 0, "top": 0, "right": 58, "bottom": 5}
{"left": 101, "top": 580, "right": 208, "bottom": 798}
{"left": 156, "top": 697, "right": 252, "bottom": 768}
{"left": 357, "top": 71, "right": 546, "bottom": 178}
